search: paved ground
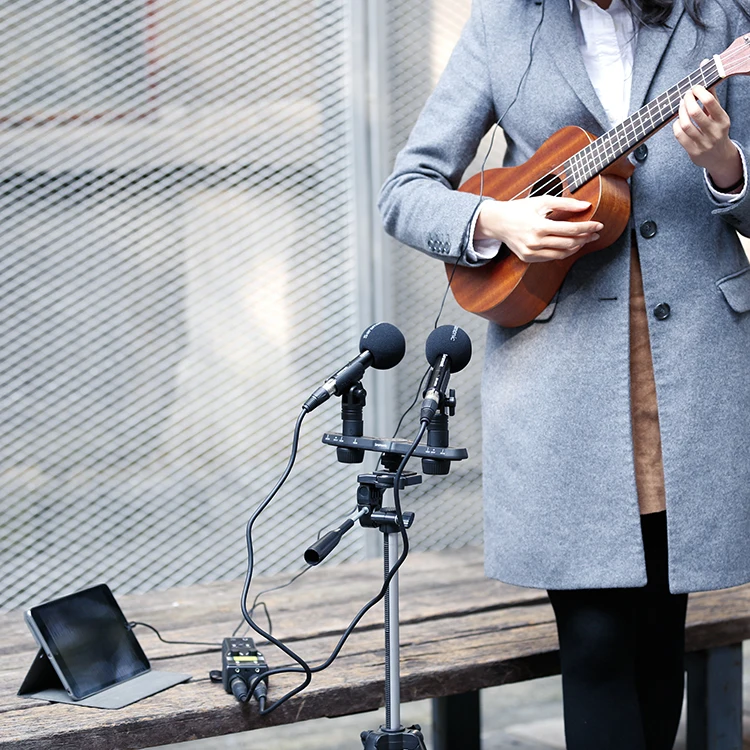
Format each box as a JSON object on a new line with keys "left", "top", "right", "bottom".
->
{"left": 156, "top": 643, "right": 750, "bottom": 749}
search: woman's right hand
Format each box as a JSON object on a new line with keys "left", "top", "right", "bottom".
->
{"left": 475, "top": 196, "right": 603, "bottom": 263}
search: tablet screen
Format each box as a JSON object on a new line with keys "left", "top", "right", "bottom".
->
{"left": 27, "top": 584, "right": 150, "bottom": 699}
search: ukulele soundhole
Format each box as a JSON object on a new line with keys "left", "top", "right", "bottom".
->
{"left": 529, "top": 173, "right": 564, "bottom": 198}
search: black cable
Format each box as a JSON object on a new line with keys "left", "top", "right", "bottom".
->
{"left": 230, "top": 677, "right": 249, "bottom": 702}
{"left": 232, "top": 564, "right": 312, "bottom": 638}
{"left": 375, "top": 364, "right": 431, "bottom": 471}
{"left": 239, "top": 407, "right": 314, "bottom": 708}
{"left": 245, "top": 423, "right": 428, "bottom": 712}
{"left": 392, "top": 365, "right": 432, "bottom": 438}
{"left": 128, "top": 621, "right": 221, "bottom": 649}
{"left": 232, "top": 602, "right": 271, "bottom": 639}
{"left": 240, "top": 418, "right": 429, "bottom": 714}
{"left": 130, "top": 387, "right": 428, "bottom": 713}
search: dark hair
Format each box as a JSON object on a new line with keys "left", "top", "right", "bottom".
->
{"left": 623, "top": 0, "right": 750, "bottom": 28}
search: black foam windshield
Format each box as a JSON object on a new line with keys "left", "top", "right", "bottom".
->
{"left": 29, "top": 584, "right": 149, "bottom": 699}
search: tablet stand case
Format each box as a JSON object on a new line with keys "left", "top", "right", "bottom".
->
{"left": 18, "top": 649, "right": 191, "bottom": 709}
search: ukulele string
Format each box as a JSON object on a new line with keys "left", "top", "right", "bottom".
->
{"left": 506, "top": 47, "right": 745, "bottom": 203}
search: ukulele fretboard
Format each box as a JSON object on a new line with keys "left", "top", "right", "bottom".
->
{"left": 564, "top": 58, "right": 723, "bottom": 190}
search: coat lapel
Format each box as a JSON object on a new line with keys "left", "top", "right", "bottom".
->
{"left": 543, "top": 0, "right": 687, "bottom": 130}
{"left": 542, "top": 0, "right": 610, "bottom": 132}
{"left": 628, "top": 0, "right": 686, "bottom": 112}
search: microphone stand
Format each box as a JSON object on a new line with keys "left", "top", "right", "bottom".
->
{"left": 355, "top": 461, "right": 425, "bottom": 749}
{"left": 306, "top": 385, "right": 468, "bottom": 750}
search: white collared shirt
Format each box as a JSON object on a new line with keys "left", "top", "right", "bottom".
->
{"left": 571, "top": 0, "right": 636, "bottom": 128}
{"left": 570, "top": 0, "right": 745, "bottom": 204}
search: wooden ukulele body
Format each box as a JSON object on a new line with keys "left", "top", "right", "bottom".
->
{"left": 449, "top": 126, "right": 633, "bottom": 327}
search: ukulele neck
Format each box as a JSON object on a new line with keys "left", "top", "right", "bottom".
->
{"left": 565, "top": 57, "right": 723, "bottom": 190}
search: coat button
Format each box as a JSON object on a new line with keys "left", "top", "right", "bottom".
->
{"left": 634, "top": 144, "right": 648, "bottom": 162}
{"left": 653, "top": 303, "right": 671, "bottom": 320}
{"left": 640, "top": 220, "right": 657, "bottom": 239}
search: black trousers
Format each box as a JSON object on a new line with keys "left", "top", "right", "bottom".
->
{"left": 547, "top": 511, "right": 689, "bottom": 750}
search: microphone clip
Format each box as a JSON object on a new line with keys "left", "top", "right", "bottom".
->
{"left": 336, "top": 382, "right": 366, "bottom": 464}
{"left": 421, "top": 389, "right": 457, "bottom": 476}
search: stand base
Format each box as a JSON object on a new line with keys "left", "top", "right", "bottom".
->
{"left": 360, "top": 725, "right": 427, "bottom": 749}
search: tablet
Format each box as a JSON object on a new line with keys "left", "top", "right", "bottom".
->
{"left": 24, "top": 584, "right": 150, "bottom": 700}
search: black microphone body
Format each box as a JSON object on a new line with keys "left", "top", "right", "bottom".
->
{"left": 304, "top": 351, "right": 372, "bottom": 412}
{"left": 337, "top": 383, "right": 366, "bottom": 463}
{"left": 302, "top": 322, "right": 406, "bottom": 412}
{"left": 420, "top": 353, "right": 451, "bottom": 424}
{"left": 420, "top": 326, "right": 472, "bottom": 424}
{"left": 422, "top": 409, "right": 451, "bottom": 475}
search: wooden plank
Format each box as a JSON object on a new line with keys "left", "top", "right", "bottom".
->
{"left": 0, "top": 548, "right": 544, "bottom": 657}
{"left": 3, "top": 586, "right": 750, "bottom": 748}
{"left": 2, "top": 549, "right": 750, "bottom": 750}
{"left": 4, "top": 558, "right": 746, "bottom": 666}
{"left": 4, "top": 582, "right": 748, "bottom": 707}
{"left": 0, "top": 604, "right": 560, "bottom": 749}
{"left": 0, "top": 600, "right": 559, "bottom": 710}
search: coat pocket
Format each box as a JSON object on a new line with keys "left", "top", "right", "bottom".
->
{"left": 716, "top": 266, "right": 750, "bottom": 313}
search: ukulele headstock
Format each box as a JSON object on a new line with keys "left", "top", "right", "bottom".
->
{"left": 719, "top": 34, "right": 750, "bottom": 76}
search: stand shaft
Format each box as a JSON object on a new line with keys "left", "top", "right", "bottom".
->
{"left": 384, "top": 531, "right": 401, "bottom": 731}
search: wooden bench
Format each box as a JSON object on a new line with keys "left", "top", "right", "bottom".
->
{"left": 0, "top": 547, "right": 748, "bottom": 749}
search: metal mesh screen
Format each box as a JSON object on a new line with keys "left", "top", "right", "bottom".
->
{"left": 0, "top": 0, "right": 367, "bottom": 610}
{"left": 0, "top": 0, "right": 493, "bottom": 612}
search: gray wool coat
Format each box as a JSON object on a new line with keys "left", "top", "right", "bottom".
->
{"left": 379, "top": 0, "right": 750, "bottom": 594}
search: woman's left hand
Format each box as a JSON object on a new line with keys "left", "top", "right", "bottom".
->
{"left": 673, "top": 83, "right": 743, "bottom": 191}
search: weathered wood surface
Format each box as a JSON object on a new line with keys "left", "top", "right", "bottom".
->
{"left": 1, "top": 547, "right": 749, "bottom": 749}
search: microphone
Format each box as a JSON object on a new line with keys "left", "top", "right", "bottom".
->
{"left": 337, "top": 383, "right": 367, "bottom": 463}
{"left": 303, "top": 322, "right": 406, "bottom": 412}
{"left": 420, "top": 325, "right": 472, "bottom": 424}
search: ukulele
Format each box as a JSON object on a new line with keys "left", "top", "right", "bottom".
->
{"left": 448, "top": 34, "right": 750, "bottom": 328}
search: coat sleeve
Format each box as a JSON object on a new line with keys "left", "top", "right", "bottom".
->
{"left": 377, "top": 0, "right": 500, "bottom": 265}
{"left": 705, "top": 20, "right": 750, "bottom": 238}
